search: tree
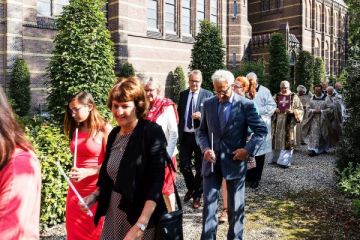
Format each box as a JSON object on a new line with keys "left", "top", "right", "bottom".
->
{"left": 118, "top": 61, "right": 135, "bottom": 78}
{"left": 336, "top": 64, "right": 360, "bottom": 171}
{"left": 313, "top": 57, "right": 326, "bottom": 86}
{"left": 346, "top": 0, "right": 360, "bottom": 60}
{"left": 9, "top": 58, "right": 31, "bottom": 116}
{"left": 166, "top": 66, "right": 186, "bottom": 104}
{"left": 295, "top": 50, "right": 314, "bottom": 91}
{"left": 47, "top": 0, "right": 115, "bottom": 122}
{"left": 189, "top": 20, "right": 225, "bottom": 91}
{"left": 268, "top": 33, "right": 290, "bottom": 93}
{"left": 232, "top": 59, "right": 268, "bottom": 87}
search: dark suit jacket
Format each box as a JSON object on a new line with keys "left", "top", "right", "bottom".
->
{"left": 198, "top": 94, "right": 268, "bottom": 179}
{"left": 94, "top": 119, "right": 168, "bottom": 227}
{"left": 178, "top": 88, "right": 213, "bottom": 143}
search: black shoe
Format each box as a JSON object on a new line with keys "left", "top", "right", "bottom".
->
{"left": 183, "top": 190, "right": 193, "bottom": 202}
{"left": 301, "top": 142, "right": 307, "bottom": 145}
{"left": 192, "top": 197, "right": 202, "bottom": 209}
{"left": 250, "top": 181, "right": 259, "bottom": 189}
{"left": 308, "top": 150, "right": 318, "bottom": 157}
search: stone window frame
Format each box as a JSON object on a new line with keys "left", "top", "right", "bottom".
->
{"left": 181, "top": 0, "right": 192, "bottom": 36}
{"left": 210, "top": 0, "right": 218, "bottom": 24}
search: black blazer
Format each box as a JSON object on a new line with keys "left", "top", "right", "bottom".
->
{"left": 94, "top": 119, "right": 168, "bottom": 226}
{"left": 178, "top": 88, "right": 213, "bottom": 142}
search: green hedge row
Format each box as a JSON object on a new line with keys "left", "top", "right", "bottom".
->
{"left": 24, "top": 118, "right": 72, "bottom": 230}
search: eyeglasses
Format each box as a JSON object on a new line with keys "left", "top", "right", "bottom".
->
{"left": 214, "top": 86, "right": 231, "bottom": 96}
{"left": 232, "top": 84, "right": 243, "bottom": 89}
{"left": 144, "top": 88, "right": 157, "bottom": 92}
{"left": 69, "top": 105, "right": 86, "bottom": 114}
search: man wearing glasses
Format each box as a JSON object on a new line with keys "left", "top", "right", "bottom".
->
{"left": 197, "top": 70, "right": 267, "bottom": 239}
{"left": 177, "top": 70, "right": 212, "bottom": 209}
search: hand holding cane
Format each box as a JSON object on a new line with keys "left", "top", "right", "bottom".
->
{"left": 55, "top": 161, "right": 94, "bottom": 217}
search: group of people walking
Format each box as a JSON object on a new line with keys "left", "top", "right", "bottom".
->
{"left": 0, "top": 67, "right": 345, "bottom": 240}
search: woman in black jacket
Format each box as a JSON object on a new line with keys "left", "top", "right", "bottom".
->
{"left": 83, "top": 77, "right": 168, "bottom": 240}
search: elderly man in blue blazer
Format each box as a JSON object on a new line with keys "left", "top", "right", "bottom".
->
{"left": 197, "top": 70, "right": 267, "bottom": 240}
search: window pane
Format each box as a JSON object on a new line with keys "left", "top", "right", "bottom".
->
{"left": 38, "top": 0, "right": 51, "bottom": 17}
{"left": 183, "top": 0, "right": 190, "bottom": 8}
{"left": 147, "top": 0, "right": 158, "bottom": 29}
{"left": 165, "top": 2, "right": 175, "bottom": 32}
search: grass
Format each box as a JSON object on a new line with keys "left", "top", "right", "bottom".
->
{"left": 244, "top": 189, "right": 360, "bottom": 239}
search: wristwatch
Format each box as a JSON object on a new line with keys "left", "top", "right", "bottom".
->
{"left": 135, "top": 222, "right": 147, "bottom": 232}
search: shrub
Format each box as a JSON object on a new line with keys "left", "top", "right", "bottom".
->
{"left": 337, "top": 163, "right": 360, "bottom": 198}
{"left": 25, "top": 118, "right": 72, "bottom": 230}
{"left": 295, "top": 50, "right": 314, "bottom": 91}
{"left": 336, "top": 64, "right": 360, "bottom": 171}
{"left": 47, "top": 0, "right": 115, "bottom": 123}
{"left": 118, "top": 61, "right": 135, "bottom": 78}
{"left": 166, "top": 66, "right": 187, "bottom": 104}
{"left": 9, "top": 58, "right": 31, "bottom": 116}
{"left": 189, "top": 20, "right": 225, "bottom": 91}
{"left": 232, "top": 59, "right": 268, "bottom": 87}
{"left": 268, "top": 33, "right": 290, "bottom": 93}
{"left": 313, "top": 57, "right": 326, "bottom": 86}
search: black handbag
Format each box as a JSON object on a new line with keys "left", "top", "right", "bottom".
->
{"left": 156, "top": 157, "right": 184, "bottom": 240}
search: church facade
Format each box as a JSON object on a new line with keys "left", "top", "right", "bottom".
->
{"left": 0, "top": 0, "right": 347, "bottom": 111}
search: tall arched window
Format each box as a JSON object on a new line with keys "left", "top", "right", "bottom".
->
{"left": 325, "top": 41, "right": 330, "bottom": 74}
{"left": 315, "top": 38, "right": 320, "bottom": 57}
{"left": 308, "top": 0, "right": 312, "bottom": 28}
{"left": 334, "top": 12, "right": 338, "bottom": 36}
{"left": 327, "top": 9, "right": 331, "bottom": 33}
{"left": 305, "top": 0, "right": 308, "bottom": 28}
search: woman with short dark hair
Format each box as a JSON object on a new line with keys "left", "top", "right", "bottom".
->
{"left": 83, "top": 77, "right": 168, "bottom": 240}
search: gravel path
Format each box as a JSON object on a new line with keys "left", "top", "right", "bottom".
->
{"left": 41, "top": 145, "right": 341, "bottom": 240}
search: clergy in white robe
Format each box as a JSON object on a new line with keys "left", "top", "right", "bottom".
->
{"left": 296, "top": 85, "right": 313, "bottom": 145}
{"left": 246, "top": 72, "right": 277, "bottom": 188}
{"left": 302, "top": 85, "right": 333, "bottom": 156}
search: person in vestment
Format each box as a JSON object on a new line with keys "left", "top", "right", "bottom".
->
{"left": 0, "top": 86, "right": 41, "bottom": 239}
{"left": 64, "top": 92, "right": 112, "bottom": 240}
{"left": 271, "top": 81, "right": 303, "bottom": 167}
{"left": 326, "top": 86, "right": 344, "bottom": 147}
{"left": 246, "top": 72, "right": 276, "bottom": 188}
{"left": 296, "top": 85, "right": 313, "bottom": 145}
{"left": 198, "top": 70, "right": 267, "bottom": 239}
{"left": 82, "top": 78, "right": 168, "bottom": 240}
{"left": 143, "top": 77, "right": 179, "bottom": 212}
{"left": 302, "top": 85, "right": 333, "bottom": 157}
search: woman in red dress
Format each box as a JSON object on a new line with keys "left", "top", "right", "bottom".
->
{"left": 64, "top": 92, "right": 111, "bottom": 240}
{"left": 0, "top": 86, "right": 41, "bottom": 239}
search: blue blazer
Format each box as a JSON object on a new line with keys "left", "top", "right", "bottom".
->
{"left": 197, "top": 94, "right": 267, "bottom": 179}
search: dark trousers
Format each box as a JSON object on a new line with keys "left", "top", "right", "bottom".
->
{"left": 179, "top": 132, "right": 203, "bottom": 199}
{"left": 246, "top": 154, "right": 266, "bottom": 182}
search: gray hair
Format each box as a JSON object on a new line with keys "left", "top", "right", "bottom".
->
{"left": 246, "top": 72, "right": 258, "bottom": 82}
{"left": 280, "top": 81, "right": 290, "bottom": 88}
{"left": 326, "top": 86, "right": 334, "bottom": 92}
{"left": 296, "top": 85, "right": 307, "bottom": 93}
{"left": 188, "top": 69, "right": 203, "bottom": 81}
{"left": 142, "top": 76, "right": 161, "bottom": 91}
{"left": 211, "top": 70, "right": 235, "bottom": 85}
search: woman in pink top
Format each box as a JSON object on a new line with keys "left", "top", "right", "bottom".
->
{"left": 0, "top": 86, "right": 41, "bottom": 240}
{"left": 64, "top": 92, "right": 111, "bottom": 240}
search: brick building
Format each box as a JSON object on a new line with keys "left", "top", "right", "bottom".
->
{"left": 0, "top": 0, "right": 347, "bottom": 111}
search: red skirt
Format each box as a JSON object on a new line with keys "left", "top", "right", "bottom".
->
{"left": 162, "top": 156, "right": 177, "bottom": 195}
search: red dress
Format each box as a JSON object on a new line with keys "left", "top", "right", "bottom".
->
{"left": 0, "top": 148, "right": 41, "bottom": 240}
{"left": 66, "top": 131, "right": 105, "bottom": 240}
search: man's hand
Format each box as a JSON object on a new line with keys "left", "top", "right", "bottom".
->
{"left": 275, "top": 108, "right": 281, "bottom": 113}
{"left": 232, "top": 148, "right": 248, "bottom": 161}
{"left": 192, "top": 111, "right": 201, "bottom": 120}
{"left": 204, "top": 148, "right": 216, "bottom": 163}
